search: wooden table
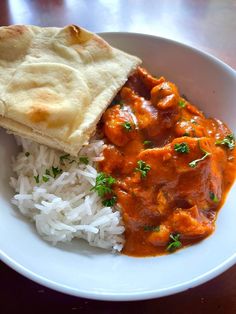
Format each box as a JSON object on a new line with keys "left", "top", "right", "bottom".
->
{"left": 1, "top": 0, "right": 236, "bottom": 313}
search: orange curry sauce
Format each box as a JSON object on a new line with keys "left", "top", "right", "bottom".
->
{"left": 99, "top": 67, "right": 236, "bottom": 257}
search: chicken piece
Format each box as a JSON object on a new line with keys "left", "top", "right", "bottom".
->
{"left": 156, "top": 189, "right": 170, "bottom": 215}
{"left": 171, "top": 206, "right": 214, "bottom": 239}
{"left": 151, "top": 82, "right": 179, "bottom": 109}
{"left": 138, "top": 136, "right": 224, "bottom": 210}
{"left": 136, "top": 67, "right": 165, "bottom": 91}
{"left": 102, "top": 105, "right": 136, "bottom": 146}
{"left": 148, "top": 225, "right": 170, "bottom": 246}
{"left": 125, "top": 67, "right": 165, "bottom": 98}
{"left": 100, "top": 145, "right": 124, "bottom": 174}
{"left": 120, "top": 87, "right": 160, "bottom": 134}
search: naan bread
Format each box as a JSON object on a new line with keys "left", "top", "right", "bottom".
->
{"left": 0, "top": 25, "right": 141, "bottom": 155}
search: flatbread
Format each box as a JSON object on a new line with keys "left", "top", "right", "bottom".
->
{"left": 0, "top": 25, "right": 141, "bottom": 155}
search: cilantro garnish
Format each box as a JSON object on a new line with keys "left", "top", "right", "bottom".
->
{"left": 209, "top": 192, "right": 219, "bottom": 203}
{"left": 121, "top": 122, "right": 133, "bottom": 132}
{"left": 51, "top": 166, "right": 63, "bottom": 178}
{"left": 45, "top": 169, "right": 51, "bottom": 176}
{"left": 174, "top": 142, "right": 190, "bottom": 154}
{"left": 166, "top": 233, "right": 182, "bottom": 252}
{"left": 60, "top": 154, "right": 70, "bottom": 163}
{"left": 143, "top": 140, "right": 153, "bottom": 147}
{"left": 215, "top": 134, "right": 235, "bottom": 150}
{"left": 143, "top": 225, "right": 160, "bottom": 232}
{"left": 34, "top": 175, "right": 39, "bottom": 184}
{"left": 189, "top": 141, "right": 211, "bottom": 168}
{"left": 178, "top": 100, "right": 186, "bottom": 108}
{"left": 42, "top": 175, "right": 49, "bottom": 183}
{"left": 102, "top": 195, "right": 117, "bottom": 207}
{"left": 91, "top": 172, "right": 116, "bottom": 197}
{"left": 79, "top": 156, "right": 89, "bottom": 165}
{"left": 135, "top": 160, "right": 151, "bottom": 178}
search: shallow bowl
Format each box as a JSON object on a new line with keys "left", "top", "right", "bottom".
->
{"left": 0, "top": 32, "right": 236, "bottom": 301}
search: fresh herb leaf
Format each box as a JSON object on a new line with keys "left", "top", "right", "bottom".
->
{"left": 91, "top": 172, "right": 116, "bottom": 197}
{"left": 45, "top": 169, "right": 51, "bottom": 176}
{"left": 79, "top": 156, "right": 89, "bottom": 165}
{"left": 209, "top": 192, "right": 219, "bottom": 203}
{"left": 135, "top": 160, "right": 151, "bottom": 178}
{"left": 25, "top": 152, "right": 30, "bottom": 157}
{"left": 102, "top": 195, "right": 117, "bottom": 207}
{"left": 34, "top": 175, "right": 39, "bottom": 184}
{"left": 174, "top": 142, "right": 190, "bottom": 154}
{"left": 60, "top": 154, "right": 70, "bottom": 163}
{"left": 143, "top": 225, "right": 160, "bottom": 232}
{"left": 183, "top": 132, "right": 190, "bottom": 137}
{"left": 69, "top": 160, "right": 76, "bottom": 164}
{"left": 215, "top": 134, "right": 235, "bottom": 150}
{"left": 143, "top": 140, "right": 153, "bottom": 147}
{"left": 166, "top": 233, "right": 182, "bottom": 252}
{"left": 121, "top": 121, "right": 132, "bottom": 132}
{"left": 189, "top": 142, "right": 211, "bottom": 168}
{"left": 178, "top": 100, "right": 186, "bottom": 108}
{"left": 51, "top": 166, "right": 62, "bottom": 178}
{"left": 42, "top": 175, "right": 49, "bottom": 183}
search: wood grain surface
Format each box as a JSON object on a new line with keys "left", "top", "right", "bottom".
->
{"left": 0, "top": 0, "right": 236, "bottom": 313}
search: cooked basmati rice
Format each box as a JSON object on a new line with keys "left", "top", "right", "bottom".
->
{"left": 10, "top": 137, "right": 125, "bottom": 252}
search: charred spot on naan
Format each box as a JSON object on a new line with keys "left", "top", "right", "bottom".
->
{"left": 68, "top": 25, "right": 93, "bottom": 45}
{"left": 27, "top": 105, "right": 49, "bottom": 123}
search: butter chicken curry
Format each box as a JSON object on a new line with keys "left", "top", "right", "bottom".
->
{"left": 99, "top": 67, "right": 236, "bottom": 257}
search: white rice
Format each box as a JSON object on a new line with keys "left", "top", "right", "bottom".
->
{"left": 10, "top": 137, "right": 125, "bottom": 252}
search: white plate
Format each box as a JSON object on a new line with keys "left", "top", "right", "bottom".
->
{"left": 0, "top": 33, "right": 236, "bottom": 301}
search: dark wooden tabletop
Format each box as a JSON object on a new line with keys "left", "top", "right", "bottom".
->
{"left": 1, "top": 0, "right": 236, "bottom": 313}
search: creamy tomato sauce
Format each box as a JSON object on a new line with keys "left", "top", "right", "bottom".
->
{"left": 99, "top": 67, "right": 236, "bottom": 257}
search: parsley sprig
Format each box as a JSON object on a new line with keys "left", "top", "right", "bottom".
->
{"left": 215, "top": 134, "right": 235, "bottom": 150}
{"left": 102, "top": 195, "right": 117, "bottom": 207}
{"left": 34, "top": 175, "right": 39, "bottom": 184}
{"left": 174, "top": 142, "right": 190, "bottom": 154}
{"left": 52, "top": 166, "right": 63, "bottom": 178}
{"left": 59, "top": 154, "right": 70, "bottom": 163}
{"left": 92, "top": 172, "right": 117, "bottom": 207}
{"left": 121, "top": 121, "right": 133, "bottom": 132}
{"left": 135, "top": 160, "right": 151, "bottom": 178}
{"left": 166, "top": 233, "right": 182, "bottom": 252}
{"left": 91, "top": 172, "right": 116, "bottom": 197}
{"left": 79, "top": 156, "right": 89, "bottom": 165}
{"left": 178, "top": 99, "right": 186, "bottom": 108}
{"left": 143, "top": 225, "right": 160, "bottom": 232}
{"left": 143, "top": 140, "right": 153, "bottom": 147}
{"left": 59, "top": 154, "right": 89, "bottom": 165}
{"left": 209, "top": 192, "right": 219, "bottom": 203}
{"left": 189, "top": 141, "right": 211, "bottom": 168}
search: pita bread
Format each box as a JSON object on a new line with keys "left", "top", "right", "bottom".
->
{"left": 0, "top": 25, "right": 141, "bottom": 155}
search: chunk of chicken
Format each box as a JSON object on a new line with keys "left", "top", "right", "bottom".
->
{"left": 148, "top": 225, "right": 170, "bottom": 246}
{"left": 102, "top": 105, "right": 136, "bottom": 146}
{"left": 138, "top": 137, "right": 224, "bottom": 210}
{"left": 171, "top": 206, "right": 214, "bottom": 239}
{"left": 151, "top": 81, "right": 179, "bottom": 109}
